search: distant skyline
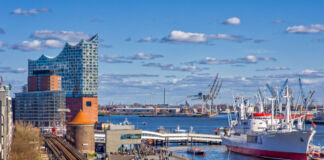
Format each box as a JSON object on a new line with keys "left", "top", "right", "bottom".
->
{"left": 1, "top": 0, "right": 324, "bottom": 105}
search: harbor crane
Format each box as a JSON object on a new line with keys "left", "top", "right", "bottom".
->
{"left": 266, "top": 79, "right": 288, "bottom": 114}
{"left": 187, "top": 74, "right": 222, "bottom": 115}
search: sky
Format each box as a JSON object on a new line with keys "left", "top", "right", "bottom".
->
{"left": 1, "top": 0, "right": 324, "bottom": 105}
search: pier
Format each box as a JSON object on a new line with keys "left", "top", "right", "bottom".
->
{"left": 94, "top": 130, "right": 222, "bottom": 145}
{"left": 141, "top": 131, "right": 222, "bottom": 145}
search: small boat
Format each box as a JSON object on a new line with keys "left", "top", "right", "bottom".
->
{"left": 174, "top": 125, "right": 186, "bottom": 133}
{"left": 142, "top": 122, "right": 147, "bottom": 125}
{"left": 308, "top": 145, "right": 324, "bottom": 160}
{"left": 155, "top": 126, "right": 168, "bottom": 133}
{"left": 187, "top": 148, "right": 205, "bottom": 156}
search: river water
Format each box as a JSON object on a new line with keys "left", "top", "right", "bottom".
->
{"left": 99, "top": 115, "right": 324, "bottom": 160}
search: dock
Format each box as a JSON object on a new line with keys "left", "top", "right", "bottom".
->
{"left": 141, "top": 131, "right": 222, "bottom": 145}
{"left": 94, "top": 130, "right": 222, "bottom": 145}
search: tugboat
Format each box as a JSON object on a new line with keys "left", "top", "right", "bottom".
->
{"left": 223, "top": 81, "right": 316, "bottom": 160}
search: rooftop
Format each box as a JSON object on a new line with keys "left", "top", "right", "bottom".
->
{"left": 68, "top": 110, "right": 94, "bottom": 125}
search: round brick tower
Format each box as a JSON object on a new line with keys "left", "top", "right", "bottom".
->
{"left": 67, "top": 110, "right": 95, "bottom": 154}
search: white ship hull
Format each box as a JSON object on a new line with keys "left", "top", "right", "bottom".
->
{"left": 222, "top": 130, "right": 315, "bottom": 160}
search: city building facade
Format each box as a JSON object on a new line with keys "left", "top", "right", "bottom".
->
{"left": 105, "top": 124, "right": 142, "bottom": 154}
{"left": 14, "top": 90, "right": 66, "bottom": 128}
{"left": 28, "top": 35, "right": 98, "bottom": 122}
{"left": 15, "top": 70, "right": 66, "bottom": 129}
{"left": 0, "top": 77, "right": 13, "bottom": 160}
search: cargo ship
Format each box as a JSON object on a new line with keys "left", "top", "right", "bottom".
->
{"left": 223, "top": 83, "right": 316, "bottom": 160}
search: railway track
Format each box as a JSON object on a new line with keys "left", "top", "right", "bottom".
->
{"left": 44, "top": 135, "right": 85, "bottom": 160}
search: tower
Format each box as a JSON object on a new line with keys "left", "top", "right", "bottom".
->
{"left": 66, "top": 110, "right": 95, "bottom": 154}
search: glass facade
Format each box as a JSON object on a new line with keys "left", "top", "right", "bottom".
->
{"left": 28, "top": 35, "right": 99, "bottom": 97}
{"left": 14, "top": 91, "right": 66, "bottom": 127}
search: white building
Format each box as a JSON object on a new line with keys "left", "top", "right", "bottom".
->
{"left": 0, "top": 77, "right": 13, "bottom": 160}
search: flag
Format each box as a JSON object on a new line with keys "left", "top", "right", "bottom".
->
{"left": 312, "top": 121, "right": 317, "bottom": 128}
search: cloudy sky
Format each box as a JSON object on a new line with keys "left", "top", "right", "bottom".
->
{"left": 1, "top": 0, "right": 324, "bottom": 105}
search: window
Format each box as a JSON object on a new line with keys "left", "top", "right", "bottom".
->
{"left": 86, "top": 101, "right": 91, "bottom": 107}
{"left": 120, "top": 134, "right": 141, "bottom": 140}
{"left": 247, "top": 135, "right": 258, "bottom": 143}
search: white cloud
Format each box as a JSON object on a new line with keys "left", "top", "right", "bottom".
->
{"left": 162, "top": 30, "right": 250, "bottom": 43}
{"left": 127, "top": 52, "right": 163, "bottom": 60}
{"left": 0, "top": 67, "right": 27, "bottom": 73}
{"left": 99, "top": 55, "right": 132, "bottom": 63}
{"left": 256, "top": 66, "right": 290, "bottom": 71}
{"left": 143, "top": 63, "right": 207, "bottom": 72}
{"left": 248, "top": 49, "right": 271, "bottom": 54}
{"left": 11, "top": 40, "right": 43, "bottom": 51}
{"left": 163, "top": 30, "right": 207, "bottom": 43}
{"left": 11, "top": 39, "right": 64, "bottom": 51}
{"left": 99, "top": 53, "right": 163, "bottom": 63}
{"left": 138, "top": 37, "right": 158, "bottom": 42}
{"left": 300, "top": 69, "right": 318, "bottom": 74}
{"left": 43, "top": 40, "right": 64, "bottom": 48}
{"left": 188, "top": 55, "right": 276, "bottom": 65}
{"left": 169, "top": 78, "right": 181, "bottom": 84}
{"left": 222, "top": 17, "right": 241, "bottom": 25}
{"left": 301, "top": 79, "right": 319, "bottom": 85}
{"left": 286, "top": 24, "right": 324, "bottom": 34}
{"left": 245, "top": 55, "right": 258, "bottom": 63}
{"left": 11, "top": 8, "right": 51, "bottom": 16}
{"left": 30, "top": 30, "right": 90, "bottom": 41}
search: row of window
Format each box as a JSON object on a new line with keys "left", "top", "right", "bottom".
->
{"left": 120, "top": 134, "right": 141, "bottom": 140}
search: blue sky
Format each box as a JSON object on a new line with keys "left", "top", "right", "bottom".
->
{"left": 1, "top": 0, "right": 324, "bottom": 105}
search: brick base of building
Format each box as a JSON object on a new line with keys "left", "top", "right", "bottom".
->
{"left": 66, "top": 97, "right": 98, "bottom": 123}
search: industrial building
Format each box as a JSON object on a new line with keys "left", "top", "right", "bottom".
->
{"left": 0, "top": 77, "right": 13, "bottom": 160}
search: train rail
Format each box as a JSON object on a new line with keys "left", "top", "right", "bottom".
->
{"left": 44, "top": 135, "right": 84, "bottom": 160}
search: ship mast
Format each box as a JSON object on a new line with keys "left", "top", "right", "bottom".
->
{"left": 269, "top": 97, "right": 276, "bottom": 130}
{"left": 284, "top": 85, "right": 291, "bottom": 131}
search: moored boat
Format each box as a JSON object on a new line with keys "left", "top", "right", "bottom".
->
{"left": 223, "top": 80, "right": 317, "bottom": 160}
{"left": 187, "top": 148, "right": 205, "bottom": 156}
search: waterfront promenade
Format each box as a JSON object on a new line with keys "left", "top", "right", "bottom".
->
{"left": 108, "top": 147, "right": 190, "bottom": 160}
